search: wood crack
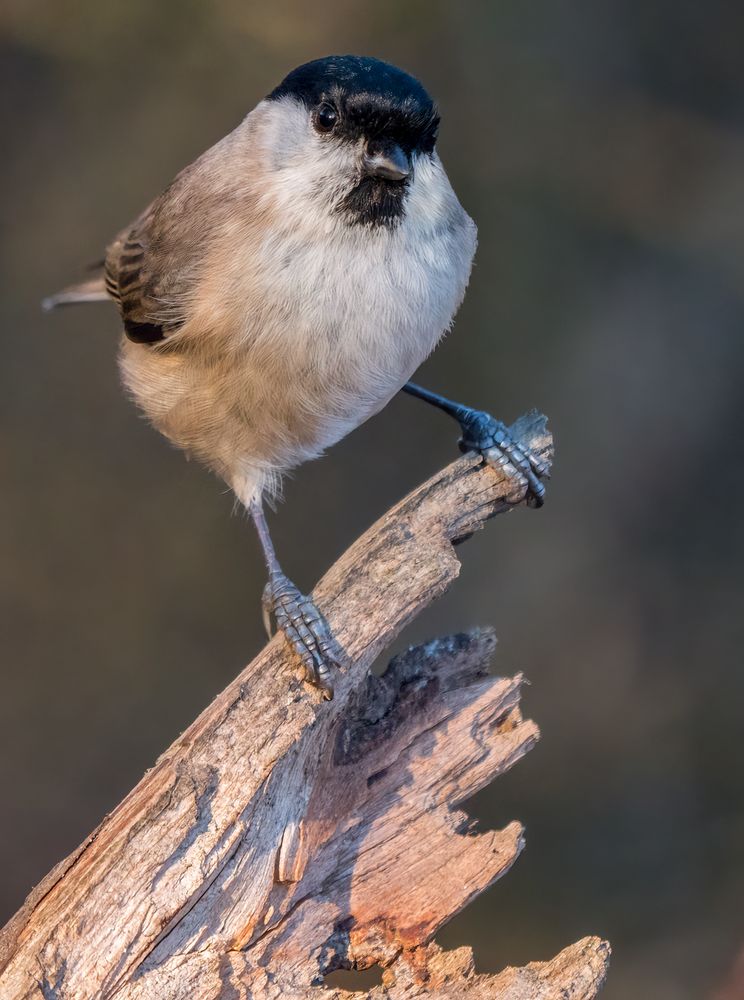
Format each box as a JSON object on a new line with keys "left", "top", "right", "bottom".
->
{"left": 0, "top": 412, "right": 610, "bottom": 1000}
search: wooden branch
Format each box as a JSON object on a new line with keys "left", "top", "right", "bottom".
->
{"left": 0, "top": 411, "right": 610, "bottom": 1000}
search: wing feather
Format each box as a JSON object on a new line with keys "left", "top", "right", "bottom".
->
{"left": 104, "top": 128, "right": 252, "bottom": 343}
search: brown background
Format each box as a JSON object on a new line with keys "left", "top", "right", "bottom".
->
{"left": 2, "top": 3, "right": 744, "bottom": 997}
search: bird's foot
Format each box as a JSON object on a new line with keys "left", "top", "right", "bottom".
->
{"left": 262, "top": 572, "right": 341, "bottom": 699}
{"left": 457, "top": 408, "right": 550, "bottom": 507}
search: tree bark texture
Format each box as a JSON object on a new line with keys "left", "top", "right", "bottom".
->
{"left": 0, "top": 411, "right": 610, "bottom": 1000}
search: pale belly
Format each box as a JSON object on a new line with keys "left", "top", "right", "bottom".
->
{"left": 121, "top": 297, "right": 438, "bottom": 506}
{"left": 119, "top": 210, "right": 474, "bottom": 505}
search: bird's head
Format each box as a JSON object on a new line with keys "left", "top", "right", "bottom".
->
{"left": 258, "top": 55, "right": 442, "bottom": 229}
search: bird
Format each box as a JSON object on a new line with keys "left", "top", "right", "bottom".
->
{"left": 44, "top": 55, "right": 548, "bottom": 699}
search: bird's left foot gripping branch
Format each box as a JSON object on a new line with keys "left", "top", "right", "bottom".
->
{"left": 402, "top": 383, "right": 550, "bottom": 507}
{"left": 43, "top": 54, "right": 549, "bottom": 699}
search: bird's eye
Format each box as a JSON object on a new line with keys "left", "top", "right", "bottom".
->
{"left": 314, "top": 104, "right": 338, "bottom": 133}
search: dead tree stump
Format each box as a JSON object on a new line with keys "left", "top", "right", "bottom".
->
{"left": 0, "top": 411, "right": 610, "bottom": 1000}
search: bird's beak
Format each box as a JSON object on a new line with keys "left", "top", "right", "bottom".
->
{"left": 362, "top": 141, "right": 411, "bottom": 181}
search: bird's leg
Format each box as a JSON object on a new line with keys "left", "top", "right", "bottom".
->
{"left": 401, "top": 382, "right": 550, "bottom": 507}
{"left": 249, "top": 500, "right": 340, "bottom": 699}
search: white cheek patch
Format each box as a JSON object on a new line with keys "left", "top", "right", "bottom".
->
{"left": 406, "top": 153, "right": 456, "bottom": 231}
{"left": 256, "top": 97, "right": 361, "bottom": 218}
{"left": 255, "top": 98, "right": 310, "bottom": 167}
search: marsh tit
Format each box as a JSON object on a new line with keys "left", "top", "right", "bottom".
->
{"left": 45, "top": 55, "right": 548, "bottom": 698}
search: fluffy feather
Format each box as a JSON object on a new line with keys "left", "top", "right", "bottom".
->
{"left": 50, "top": 61, "right": 477, "bottom": 510}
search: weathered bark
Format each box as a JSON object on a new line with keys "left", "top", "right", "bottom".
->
{"left": 0, "top": 411, "right": 610, "bottom": 1000}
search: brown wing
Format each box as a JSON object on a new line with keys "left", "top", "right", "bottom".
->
{"left": 104, "top": 131, "right": 248, "bottom": 344}
{"left": 104, "top": 208, "right": 184, "bottom": 345}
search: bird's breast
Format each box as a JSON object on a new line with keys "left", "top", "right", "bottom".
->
{"left": 252, "top": 220, "right": 466, "bottom": 383}
{"left": 122, "top": 200, "right": 475, "bottom": 486}
{"left": 205, "top": 208, "right": 476, "bottom": 464}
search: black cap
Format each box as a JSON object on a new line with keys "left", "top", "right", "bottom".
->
{"left": 268, "top": 55, "right": 439, "bottom": 154}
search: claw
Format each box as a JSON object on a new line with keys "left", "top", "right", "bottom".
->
{"left": 263, "top": 573, "right": 340, "bottom": 699}
{"left": 261, "top": 589, "right": 275, "bottom": 641}
{"left": 459, "top": 409, "right": 548, "bottom": 507}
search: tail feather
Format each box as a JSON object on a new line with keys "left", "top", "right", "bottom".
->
{"left": 42, "top": 275, "right": 110, "bottom": 311}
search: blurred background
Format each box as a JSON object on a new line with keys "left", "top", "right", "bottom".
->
{"left": 2, "top": 2, "right": 743, "bottom": 996}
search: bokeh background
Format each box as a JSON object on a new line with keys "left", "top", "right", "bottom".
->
{"left": 2, "top": 2, "right": 744, "bottom": 997}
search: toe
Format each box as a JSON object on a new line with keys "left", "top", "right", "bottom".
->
{"left": 458, "top": 410, "right": 548, "bottom": 508}
{"left": 316, "top": 664, "right": 334, "bottom": 700}
{"left": 524, "top": 471, "right": 546, "bottom": 507}
{"left": 263, "top": 575, "right": 339, "bottom": 698}
{"left": 295, "top": 631, "right": 334, "bottom": 699}
{"left": 296, "top": 639, "right": 322, "bottom": 688}
{"left": 526, "top": 448, "right": 551, "bottom": 479}
{"left": 261, "top": 589, "right": 275, "bottom": 640}
{"left": 482, "top": 441, "right": 546, "bottom": 507}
